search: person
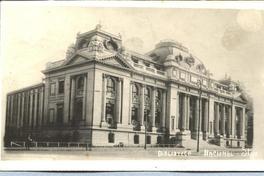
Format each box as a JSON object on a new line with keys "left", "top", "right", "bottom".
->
{"left": 26, "top": 135, "right": 33, "bottom": 150}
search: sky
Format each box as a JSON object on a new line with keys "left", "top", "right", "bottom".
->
{"left": 1, "top": 3, "right": 264, "bottom": 158}
{"left": 1, "top": 4, "right": 264, "bottom": 94}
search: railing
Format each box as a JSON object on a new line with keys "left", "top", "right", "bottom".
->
{"left": 146, "top": 67, "right": 155, "bottom": 73}
{"left": 9, "top": 141, "right": 183, "bottom": 150}
{"left": 133, "top": 63, "right": 144, "bottom": 68}
{"left": 156, "top": 70, "right": 166, "bottom": 76}
{"left": 9, "top": 141, "right": 91, "bottom": 150}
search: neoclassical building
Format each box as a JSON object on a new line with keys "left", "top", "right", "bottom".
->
{"left": 4, "top": 25, "right": 249, "bottom": 148}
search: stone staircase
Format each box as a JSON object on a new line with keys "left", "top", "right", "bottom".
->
{"left": 181, "top": 138, "right": 225, "bottom": 150}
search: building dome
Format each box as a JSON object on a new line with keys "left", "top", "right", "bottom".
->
{"left": 148, "top": 39, "right": 208, "bottom": 75}
{"left": 155, "top": 39, "right": 189, "bottom": 53}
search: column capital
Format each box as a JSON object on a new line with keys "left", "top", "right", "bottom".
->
{"left": 117, "top": 77, "right": 123, "bottom": 82}
{"left": 102, "top": 73, "right": 108, "bottom": 79}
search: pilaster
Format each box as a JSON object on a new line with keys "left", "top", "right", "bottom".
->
{"left": 214, "top": 102, "right": 220, "bottom": 136}
{"left": 69, "top": 77, "right": 75, "bottom": 122}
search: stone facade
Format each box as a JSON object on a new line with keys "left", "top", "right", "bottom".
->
{"left": 4, "top": 25, "right": 248, "bottom": 148}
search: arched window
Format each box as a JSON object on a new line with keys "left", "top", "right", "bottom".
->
{"left": 156, "top": 90, "right": 161, "bottom": 100}
{"left": 144, "top": 87, "right": 151, "bottom": 108}
{"left": 77, "top": 76, "right": 84, "bottom": 90}
{"left": 131, "top": 107, "right": 138, "bottom": 121}
{"left": 156, "top": 90, "right": 162, "bottom": 106}
{"left": 107, "top": 77, "right": 115, "bottom": 93}
{"left": 77, "top": 39, "right": 87, "bottom": 49}
{"left": 105, "top": 101, "right": 114, "bottom": 124}
{"left": 145, "top": 87, "right": 151, "bottom": 98}
{"left": 132, "top": 84, "right": 139, "bottom": 97}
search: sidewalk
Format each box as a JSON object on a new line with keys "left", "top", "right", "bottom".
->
{"left": 3, "top": 146, "right": 252, "bottom": 160}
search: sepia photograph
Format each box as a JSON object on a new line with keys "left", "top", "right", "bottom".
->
{"left": 0, "top": 1, "right": 263, "bottom": 171}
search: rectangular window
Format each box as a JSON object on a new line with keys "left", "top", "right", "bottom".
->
{"left": 147, "top": 136, "right": 151, "bottom": 144}
{"left": 50, "top": 83, "right": 56, "bottom": 96}
{"left": 58, "top": 80, "right": 65, "bottom": 94}
{"left": 57, "top": 104, "right": 64, "bottom": 125}
{"left": 180, "top": 72, "right": 186, "bottom": 80}
{"left": 48, "top": 109, "right": 55, "bottom": 123}
{"left": 74, "top": 100, "right": 83, "bottom": 121}
{"left": 134, "top": 135, "right": 139, "bottom": 144}
{"left": 202, "top": 79, "right": 207, "bottom": 86}
{"left": 190, "top": 75, "right": 198, "bottom": 83}
{"left": 108, "top": 133, "right": 115, "bottom": 143}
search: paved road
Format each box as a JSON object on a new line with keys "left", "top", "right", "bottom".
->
{"left": 2, "top": 147, "right": 252, "bottom": 160}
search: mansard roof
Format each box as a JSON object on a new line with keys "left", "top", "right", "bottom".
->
{"left": 41, "top": 26, "right": 247, "bottom": 104}
{"left": 146, "top": 39, "right": 208, "bottom": 76}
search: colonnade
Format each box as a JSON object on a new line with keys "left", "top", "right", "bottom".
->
{"left": 178, "top": 92, "right": 245, "bottom": 139}
{"left": 6, "top": 85, "right": 44, "bottom": 129}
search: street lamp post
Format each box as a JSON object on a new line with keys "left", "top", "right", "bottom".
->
{"left": 197, "top": 80, "right": 202, "bottom": 153}
{"left": 144, "top": 113, "right": 149, "bottom": 150}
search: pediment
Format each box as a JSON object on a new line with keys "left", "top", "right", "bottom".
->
{"left": 101, "top": 55, "right": 134, "bottom": 69}
{"left": 102, "top": 57, "right": 124, "bottom": 67}
{"left": 64, "top": 54, "right": 90, "bottom": 66}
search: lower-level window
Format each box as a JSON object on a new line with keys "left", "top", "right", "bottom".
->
{"left": 147, "top": 136, "right": 151, "bottom": 144}
{"left": 56, "top": 104, "right": 64, "bottom": 125}
{"left": 157, "top": 136, "right": 162, "bottom": 144}
{"left": 108, "top": 133, "right": 115, "bottom": 143}
{"left": 134, "top": 135, "right": 139, "bottom": 144}
{"left": 48, "top": 109, "right": 55, "bottom": 124}
{"left": 74, "top": 100, "right": 83, "bottom": 121}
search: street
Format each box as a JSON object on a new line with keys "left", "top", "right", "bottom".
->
{"left": 2, "top": 147, "right": 252, "bottom": 160}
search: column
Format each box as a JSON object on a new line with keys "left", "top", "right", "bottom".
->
{"left": 128, "top": 81, "right": 133, "bottom": 125}
{"left": 17, "top": 94, "right": 21, "bottom": 128}
{"left": 203, "top": 99, "right": 209, "bottom": 133}
{"left": 181, "top": 94, "right": 186, "bottom": 130}
{"left": 70, "top": 77, "right": 75, "bottom": 121}
{"left": 33, "top": 89, "right": 38, "bottom": 128}
{"left": 214, "top": 103, "right": 220, "bottom": 136}
{"left": 101, "top": 74, "right": 107, "bottom": 123}
{"left": 29, "top": 91, "right": 34, "bottom": 128}
{"left": 208, "top": 97, "right": 215, "bottom": 136}
{"left": 221, "top": 104, "right": 226, "bottom": 136}
{"left": 63, "top": 76, "right": 71, "bottom": 125}
{"left": 185, "top": 95, "right": 190, "bottom": 130}
{"left": 151, "top": 87, "right": 156, "bottom": 127}
{"left": 6, "top": 96, "right": 9, "bottom": 126}
{"left": 82, "top": 75, "right": 87, "bottom": 120}
{"left": 194, "top": 97, "right": 199, "bottom": 132}
{"left": 231, "top": 105, "right": 236, "bottom": 138}
{"left": 116, "top": 78, "right": 122, "bottom": 123}
{"left": 240, "top": 108, "right": 245, "bottom": 139}
{"left": 140, "top": 85, "right": 145, "bottom": 126}
{"left": 38, "top": 89, "right": 43, "bottom": 127}
{"left": 20, "top": 93, "right": 25, "bottom": 128}
{"left": 161, "top": 90, "right": 166, "bottom": 128}
{"left": 227, "top": 106, "right": 232, "bottom": 137}
{"left": 10, "top": 96, "right": 14, "bottom": 127}
{"left": 128, "top": 82, "right": 133, "bottom": 125}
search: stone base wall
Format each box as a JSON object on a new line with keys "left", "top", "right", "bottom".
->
{"left": 91, "top": 129, "right": 163, "bottom": 147}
